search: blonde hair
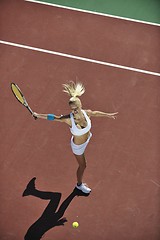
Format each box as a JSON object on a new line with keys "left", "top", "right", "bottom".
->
{"left": 62, "top": 81, "right": 85, "bottom": 103}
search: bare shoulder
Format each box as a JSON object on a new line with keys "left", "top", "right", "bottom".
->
{"left": 84, "top": 109, "right": 92, "bottom": 117}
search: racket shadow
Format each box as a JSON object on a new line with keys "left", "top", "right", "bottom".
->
{"left": 22, "top": 177, "right": 90, "bottom": 240}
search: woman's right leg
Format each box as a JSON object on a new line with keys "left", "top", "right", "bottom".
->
{"left": 74, "top": 154, "right": 91, "bottom": 193}
{"left": 74, "top": 153, "right": 86, "bottom": 185}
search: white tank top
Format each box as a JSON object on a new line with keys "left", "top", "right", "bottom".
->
{"left": 70, "top": 110, "right": 91, "bottom": 136}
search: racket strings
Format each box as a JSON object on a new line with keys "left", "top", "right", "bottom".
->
{"left": 11, "top": 84, "right": 25, "bottom": 104}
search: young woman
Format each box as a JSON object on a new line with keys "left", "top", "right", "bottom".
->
{"left": 33, "top": 82, "right": 118, "bottom": 194}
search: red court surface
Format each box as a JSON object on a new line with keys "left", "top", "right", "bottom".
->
{"left": 1, "top": 0, "right": 160, "bottom": 73}
{"left": 0, "top": 1, "right": 160, "bottom": 240}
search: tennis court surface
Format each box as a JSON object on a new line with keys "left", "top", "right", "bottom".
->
{"left": 0, "top": 1, "right": 160, "bottom": 239}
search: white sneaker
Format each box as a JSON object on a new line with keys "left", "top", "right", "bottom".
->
{"left": 76, "top": 183, "right": 91, "bottom": 193}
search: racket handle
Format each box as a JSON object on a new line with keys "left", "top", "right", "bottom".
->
{"left": 32, "top": 112, "right": 38, "bottom": 120}
{"left": 27, "top": 106, "right": 37, "bottom": 120}
{"left": 33, "top": 115, "right": 38, "bottom": 120}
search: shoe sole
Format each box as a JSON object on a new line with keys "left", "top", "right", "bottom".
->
{"left": 76, "top": 186, "right": 91, "bottom": 194}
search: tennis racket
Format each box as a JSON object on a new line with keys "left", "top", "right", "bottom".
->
{"left": 11, "top": 83, "right": 37, "bottom": 119}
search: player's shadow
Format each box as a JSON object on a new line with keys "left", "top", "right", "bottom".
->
{"left": 22, "top": 177, "right": 90, "bottom": 240}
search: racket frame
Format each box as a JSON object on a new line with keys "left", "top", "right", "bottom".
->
{"left": 11, "top": 83, "right": 37, "bottom": 119}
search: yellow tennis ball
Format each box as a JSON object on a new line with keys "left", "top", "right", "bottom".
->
{"left": 72, "top": 221, "right": 79, "bottom": 228}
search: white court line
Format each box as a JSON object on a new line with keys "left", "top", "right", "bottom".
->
{"left": 0, "top": 40, "right": 160, "bottom": 77}
{"left": 25, "top": 0, "right": 160, "bottom": 27}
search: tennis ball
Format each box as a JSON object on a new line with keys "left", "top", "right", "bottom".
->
{"left": 72, "top": 221, "right": 79, "bottom": 228}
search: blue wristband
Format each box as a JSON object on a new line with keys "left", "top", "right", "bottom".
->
{"left": 47, "top": 114, "right": 55, "bottom": 121}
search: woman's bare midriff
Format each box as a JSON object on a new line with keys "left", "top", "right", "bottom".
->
{"left": 73, "top": 131, "right": 90, "bottom": 145}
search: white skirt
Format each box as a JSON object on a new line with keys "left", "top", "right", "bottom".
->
{"left": 70, "top": 133, "right": 92, "bottom": 155}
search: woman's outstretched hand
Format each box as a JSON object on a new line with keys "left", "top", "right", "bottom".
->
{"left": 32, "top": 112, "right": 38, "bottom": 119}
{"left": 107, "top": 112, "right": 118, "bottom": 119}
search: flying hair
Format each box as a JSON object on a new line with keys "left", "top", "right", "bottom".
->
{"left": 62, "top": 81, "right": 85, "bottom": 102}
